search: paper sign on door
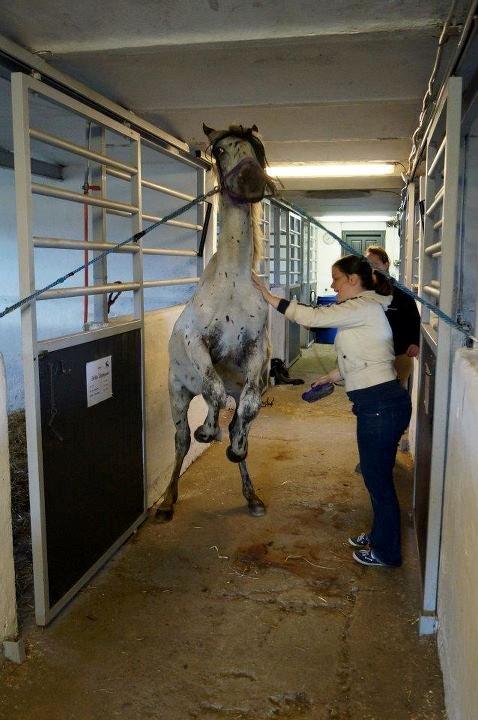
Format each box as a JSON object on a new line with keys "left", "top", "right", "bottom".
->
{"left": 86, "top": 356, "right": 112, "bottom": 408}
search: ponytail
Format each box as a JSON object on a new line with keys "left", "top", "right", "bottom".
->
{"left": 333, "top": 254, "right": 393, "bottom": 296}
{"left": 373, "top": 269, "right": 393, "bottom": 296}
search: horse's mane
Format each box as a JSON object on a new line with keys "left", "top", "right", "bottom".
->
{"left": 251, "top": 201, "right": 264, "bottom": 271}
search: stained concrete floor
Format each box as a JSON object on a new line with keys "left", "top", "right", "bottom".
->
{"left": 0, "top": 347, "right": 446, "bottom": 720}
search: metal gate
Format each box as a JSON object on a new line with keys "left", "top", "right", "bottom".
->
{"left": 412, "top": 77, "right": 464, "bottom": 633}
{"left": 11, "top": 72, "right": 208, "bottom": 624}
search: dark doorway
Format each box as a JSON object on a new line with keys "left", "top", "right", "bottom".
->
{"left": 342, "top": 230, "right": 386, "bottom": 255}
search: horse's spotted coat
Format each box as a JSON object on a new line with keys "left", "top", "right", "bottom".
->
{"left": 156, "top": 125, "right": 274, "bottom": 522}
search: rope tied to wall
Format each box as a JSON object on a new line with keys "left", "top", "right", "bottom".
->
{"left": 1, "top": 187, "right": 476, "bottom": 347}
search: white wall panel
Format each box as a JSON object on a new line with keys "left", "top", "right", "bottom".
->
{"left": 438, "top": 348, "right": 478, "bottom": 720}
{"left": 0, "top": 354, "right": 18, "bottom": 644}
{"left": 144, "top": 307, "right": 209, "bottom": 506}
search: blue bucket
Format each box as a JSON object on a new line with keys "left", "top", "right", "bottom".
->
{"left": 314, "top": 295, "right": 338, "bottom": 344}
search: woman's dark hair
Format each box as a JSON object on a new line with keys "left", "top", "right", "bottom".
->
{"left": 333, "top": 254, "right": 392, "bottom": 296}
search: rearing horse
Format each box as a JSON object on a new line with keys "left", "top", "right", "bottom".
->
{"left": 156, "top": 124, "right": 276, "bottom": 522}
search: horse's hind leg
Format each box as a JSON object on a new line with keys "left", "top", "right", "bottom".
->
{"left": 227, "top": 346, "right": 264, "bottom": 464}
{"left": 239, "top": 460, "right": 266, "bottom": 517}
{"left": 156, "top": 382, "right": 193, "bottom": 523}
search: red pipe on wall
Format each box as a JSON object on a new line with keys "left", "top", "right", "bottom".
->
{"left": 82, "top": 183, "right": 101, "bottom": 327}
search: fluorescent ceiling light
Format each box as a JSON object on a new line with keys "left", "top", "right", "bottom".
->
{"left": 267, "top": 163, "right": 395, "bottom": 178}
{"left": 317, "top": 215, "right": 394, "bottom": 222}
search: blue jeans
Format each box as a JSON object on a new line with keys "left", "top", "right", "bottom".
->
{"left": 348, "top": 380, "right": 412, "bottom": 566}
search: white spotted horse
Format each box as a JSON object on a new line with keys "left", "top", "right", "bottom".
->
{"left": 156, "top": 124, "right": 277, "bottom": 522}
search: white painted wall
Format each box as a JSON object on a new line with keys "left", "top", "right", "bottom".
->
{"left": 314, "top": 220, "right": 400, "bottom": 297}
{"left": 144, "top": 307, "right": 209, "bottom": 506}
{"left": 407, "top": 360, "right": 420, "bottom": 459}
{"left": 0, "top": 354, "right": 18, "bottom": 645}
{"left": 438, "top": 348, "right": 478, "bottom": 720}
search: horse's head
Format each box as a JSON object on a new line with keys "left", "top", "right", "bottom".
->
{"left": 204, "top": 123, "right": 277, "bottom": 204}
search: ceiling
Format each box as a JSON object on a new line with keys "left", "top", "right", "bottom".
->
{"left": 0, "top": 0, "right": 470, "bottom": 215}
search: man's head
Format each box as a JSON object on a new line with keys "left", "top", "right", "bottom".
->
{"left": 365, "top": 246, "right": 390, "bottom": 273}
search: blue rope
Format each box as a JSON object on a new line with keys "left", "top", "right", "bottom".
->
{"left": 284, "top": 200, "right": 475, "bottom": 344}
{"left": 0, "top": 187, "right": 219, "bottom": 320}
{"left": 2, "top": 186, "right": 474, "bottom": 346}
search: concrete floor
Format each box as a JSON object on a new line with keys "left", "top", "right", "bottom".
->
{"left": 0, "top": 347, "right": 446, "bottom": 720}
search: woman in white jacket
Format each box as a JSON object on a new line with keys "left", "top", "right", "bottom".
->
{"left": 253, "top": 254, "right": 411, "bottom": 568}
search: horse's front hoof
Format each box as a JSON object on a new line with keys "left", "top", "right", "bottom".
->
{"left": 226, "top": 445, "right": 247, "bottom": 463}
{"left": 248, "top": 499, "right": 266, "bottom": 517}
{"left": 155, "top": 506, "right": 174, "bottom": 523}
{"left": 194, "top": 426, "right": 222, "bottom": 443}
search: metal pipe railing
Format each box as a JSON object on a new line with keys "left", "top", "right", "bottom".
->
{"left": 426, "top": 185, "right": 445, "bottom": 216}
{"left": 143, "top": 248, "right": 197, "bottom": 257}
{"left": 38, "top": 282, "right": 140, "bottom": 300}
{"left": 33, "top": 237, "right": 138, "bottom": 253}
{"left": 142, "top": 213, "right": 201, "bottom": 231}
{"left": 433, "top": 217, "right": 443, "bottom": 231}
{"left": 142, "top": 178, "right": 195, "bottom": 202}
{"left": 33, "top": 236, "right": 197, "bottom": 257}
{"left": 143, "top": 277, "right": 200, "bottom": 289}
{"left": 106, "top": 208, "right": 133, "bottom": 218}
{"left": 423, "top": 284, "right": 441, "bottom": 299}
{"left": 106, "top": 167, "right": 196, "bottom": 202}
{"left": 30, "top": 128, "right": 138, "bottom": 175}
{"left": 425, "top": 241, "right": 442, "bottom": 256}
{"left": 106, "top": 167, "right": 133, "bottom": 182}
{"left": 427, "top": 137, "right": 446, "bottom": 178}
{"left": 32, "top": 183, "right": 139, "bottom": 214}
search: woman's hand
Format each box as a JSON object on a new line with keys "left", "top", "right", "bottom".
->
{"left": 312, "top": 368, "right": 342, "bottom": 386}
{"left": 251, "top": 271, "right": 281, "bottom": 309}
{"left": 406, "top": 344, "right": 419, "bottom": 358}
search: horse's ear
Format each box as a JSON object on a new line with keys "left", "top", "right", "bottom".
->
{"left": 251, "top": 124, "right": 259, "bottom": 133}
{"left": 203, "top": 123, "right": 216, "bottom": 138}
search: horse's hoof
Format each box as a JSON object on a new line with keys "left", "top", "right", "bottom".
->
{"left": 194, "top": 426, "right": 221, "bottom": 443}
{"left": 248, "top": 500, "right": 266, "bottom": 517}
{"left": 226, "top": 445, "right": 247, "bottom": 463}
{"left": 155, "top": 506, "right": 174, "bottom": 523}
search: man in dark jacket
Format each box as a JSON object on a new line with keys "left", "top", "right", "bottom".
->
{"left": 365, "top": 246, "right": 420, "bottom": 389}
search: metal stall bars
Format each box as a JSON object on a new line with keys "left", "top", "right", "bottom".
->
{"left": 12, "top": 72, "right": 145, "bottom": 626}
{"left": 269, "top": 201, "right": 300, "bottom": 366}
{"left": 300, "top": 220, "right": 311, "bottom": 349}
{"left": 309, "top": 222, "right": 319, "bottom": 302}
{"left": 287, "top": 211, "right": 302, "bottom": 366}
{"left": 267, "top": 203, "right": 287, "bottom": 363}
{"left": 268, "top": 201, "right": 276, "bottom": 287}
{"left": 300, "top": 220, "right": 319, "bottom": 349}
{"left": 11, "top": 72, "right": 208, "bottom": 625}
{"left": 267, "top": 199, "right": 313, "bottom": 365}
{"left": 259, "top": 199, "right": 271, "bottom": 388}
{"left": 106, "top": 139, "right": 206, "bottom": 306}
{"left": 259, "top": 198, "right": 271, "bottom": 281}
{"left": 413, "top": 77, "right": 464, "bottom": 635}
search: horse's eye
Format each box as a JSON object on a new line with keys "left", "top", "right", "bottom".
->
{"left": 215, "top": 146, "right": 225, "bottom": 156}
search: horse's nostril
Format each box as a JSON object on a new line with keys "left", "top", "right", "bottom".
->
{"left": 238, "top": 166, "right": 266, "bottom": 196}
